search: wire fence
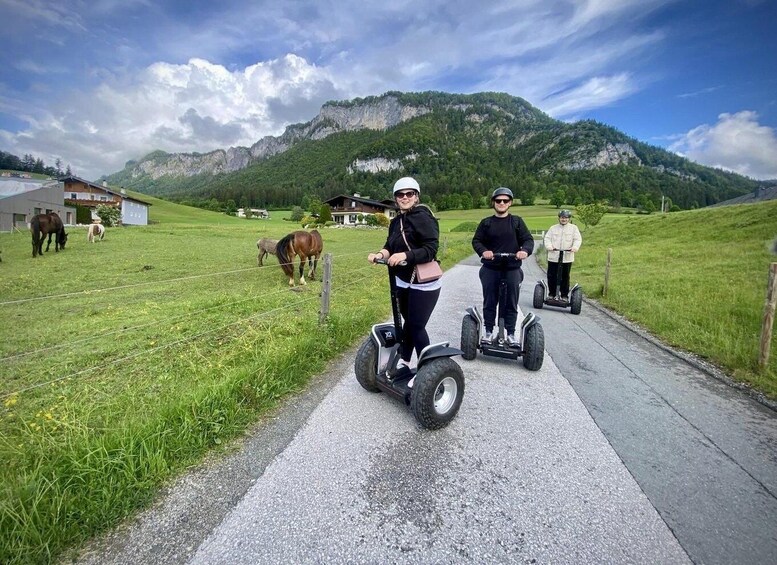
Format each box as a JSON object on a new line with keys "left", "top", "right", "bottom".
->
{"left": 1, "top": 250, "right": 383, "bottom": 401}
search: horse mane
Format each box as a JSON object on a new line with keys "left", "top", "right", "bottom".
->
{"left": 275, "top": 233, "right": 295, "bottom": 277}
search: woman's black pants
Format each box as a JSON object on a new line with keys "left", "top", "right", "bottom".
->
{"left": 396, "top": 286, "right": 440, "bottom": 362}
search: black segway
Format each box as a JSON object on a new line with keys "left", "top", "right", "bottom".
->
{"left": 533, "top": 249, "right": 582, "bottom": 314}
{"left": 460, "top": 253, "right": 544, "bottom": 371}
{"left": 354, "top": 259, "right": 465, "bottom": 430}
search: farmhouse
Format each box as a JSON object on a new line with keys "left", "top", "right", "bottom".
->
{"left": 323, "top": 194, "right": 397, "bottom": 225}
{"left": 62, "top": 176, "right": 151, "bottom": 225}
{"left": 237, "top": 208, "right": 270, "bottom": 219}
{"left": 0, "top": 177, "right": 76, "bottom": 232}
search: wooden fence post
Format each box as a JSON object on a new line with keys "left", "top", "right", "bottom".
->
{"left": 319, "top": 253, "right": 333, "bottom": 324}
{"left": 759, "top": 262, "right": 777, "bottom": 369}
{"left": 603, "top": 248, "right": 612, "bottom": 298}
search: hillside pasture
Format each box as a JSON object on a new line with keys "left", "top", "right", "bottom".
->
{"left": 0, "top": 203, "right": 475, "bottom": 564}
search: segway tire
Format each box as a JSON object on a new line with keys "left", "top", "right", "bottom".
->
{"left": 522, "top": 323, "right": 545, "bottom": 371}
{"left": 354, "top": 338, "right": 380, "bottom": 392}
{"left": 570, "top": 288, "right": 582, "bottom": 315}
{"left": 411, "top": 357, "right": 465, "bottom": 430}
{"left": 460, "top": 315, "right": 478, "bottom": 360}
{"left": 533, "top": 283, "right": 544, "bottom": 309}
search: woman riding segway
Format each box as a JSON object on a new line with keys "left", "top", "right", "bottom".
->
{"left": 543, "top": 209, "right": 582, "bottom": 304}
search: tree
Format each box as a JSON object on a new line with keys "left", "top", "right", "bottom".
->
{"left": 318, "top": 204, "right": 332, "bottom": 223}
{"left": 290, "top": 206, "right": 304, "bottom": 222}
{"left": 95, "top": 204, "right": 122, "bottom": 227}
{"left": 550, "top": 189, "right": 566, "bottom": 208}
{"left": 575, "top": 202, "right": 608, "bottom": 230}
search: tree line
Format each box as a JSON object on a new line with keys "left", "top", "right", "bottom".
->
{"left": 0, "top": 150, "right": 72, "bottom": 178}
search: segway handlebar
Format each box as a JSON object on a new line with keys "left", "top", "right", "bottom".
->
{"left": 481, "top": 252, "right": 522, "bottom": 264}
{"left": 373, "top": 258, "right": 408, "bottom": 266}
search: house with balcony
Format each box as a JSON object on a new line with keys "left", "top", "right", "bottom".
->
{"left": 62, "top": 176, "right": 151, "bottom": 225}
{"left": 323, "top": 194, "right": 397, "bottom": 225}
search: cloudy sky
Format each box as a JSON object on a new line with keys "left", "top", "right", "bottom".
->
{"left": 1, "top": 0, "right": 775, "bottom": 181}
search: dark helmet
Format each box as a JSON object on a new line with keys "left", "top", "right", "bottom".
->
{"left": 491, "top": 187, "right": 513, "bottom": 200}
{"left": 558, "top": 209, "right": 572, "bottom": 218}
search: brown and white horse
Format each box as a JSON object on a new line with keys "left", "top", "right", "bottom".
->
{"left": 275, "top": 230, "right": 323, "bottom": 286}
{"left": 87, "top": 223, "right": 105, "bottom": 242}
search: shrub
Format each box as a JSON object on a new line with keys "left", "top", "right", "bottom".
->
{"left": 95, "top": 204, "right": 121, "bottom": 227}
{"left": 451, "top": 221, "right": 480, "bottom": 232}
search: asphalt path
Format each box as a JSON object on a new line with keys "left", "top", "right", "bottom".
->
{"left": 76, "top": 255, "right": 776, "bottom": 565}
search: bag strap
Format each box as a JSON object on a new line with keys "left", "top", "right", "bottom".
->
{"left": 399, "top": 217, "right": 412, "bottom": 252}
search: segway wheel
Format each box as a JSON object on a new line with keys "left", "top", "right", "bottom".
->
{"left": 354, "top": 337, "right": 380, "bottom": 392}
{"left": 460, "top": 315, "right": 478, "bottom": 360}
{"left": 522, "top": 323, "right": 545, "bottom": 371}
{"left": 411, "top": 358, "right": 465, "bottom": 430}
{"left": 570, "top": 288, "right": 582, "bottom": 315}
{"left": 533, "top": 283, "right": 545, "bottom": 309}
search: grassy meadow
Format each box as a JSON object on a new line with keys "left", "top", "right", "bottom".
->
{"left": 1, "top": 195, "right": 776, "bottom": 563}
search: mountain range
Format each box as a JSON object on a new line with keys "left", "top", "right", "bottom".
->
{"left": 103, "top": 91, "right": 761, "bottom": 211}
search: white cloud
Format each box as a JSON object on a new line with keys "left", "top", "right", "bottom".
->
{"left": 669, "top": 111, "right": 777, "bottom": 180}
{"left": 1, "top": 55, "right": 343, "bottom": 178}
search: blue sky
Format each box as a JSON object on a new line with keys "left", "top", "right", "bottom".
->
{"left": 0, "top": 0, "right": 775, "bottom": 181}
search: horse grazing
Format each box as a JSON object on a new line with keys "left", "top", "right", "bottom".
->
{"left": 256, "top": 238, "right": 278, "bottom": 266}
{"left": 30, "top": 213, "right": 68, "bottom": 258}
{"left": 276, "top": 229, "right": 323, "bottom": 286}
{"left": 87, "top": 223, "right": 105, "bottom": 243}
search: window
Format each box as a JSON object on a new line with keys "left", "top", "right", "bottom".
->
{"left": 70, "top": 193, "right": 77, "bottom": 199}
{"left": 351, "top": 201, "right": 356, "bottom": 208}
{"left": 100, "top": 196, "right": 108, "bottom": 201}
{"left": 349, "top": 214, "right": 357, "bottom": 224}
{"left": 34, "top": 208, "right": 42, "bottom": 215}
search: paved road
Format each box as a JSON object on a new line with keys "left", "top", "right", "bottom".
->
{"left": 77, "top": 256, "right": 777, "bottom": 565}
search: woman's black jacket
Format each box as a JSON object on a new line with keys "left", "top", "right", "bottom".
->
{"left": 382, "top": 205, "right": 439, "bottom": 283}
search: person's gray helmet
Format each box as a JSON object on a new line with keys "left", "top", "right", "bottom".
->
{"left": 491, "top": 187, "right": 513, "bottom": 200}
{"left": 393, "top": 177, "right": 420, "bottom": 195}
{"left": 558, "top": 209, "right": 572, "bottom": 218}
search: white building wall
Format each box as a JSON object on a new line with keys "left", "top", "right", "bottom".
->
{"left": 121, "top": 199, "right": 148, "bottom": 225}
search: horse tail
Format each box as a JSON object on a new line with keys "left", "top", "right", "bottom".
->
{"left": 276, "top": 233, "right": 295, "bottom": 278}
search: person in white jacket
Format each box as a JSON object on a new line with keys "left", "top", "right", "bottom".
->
{"left": 543, "top": 210, "right": 582, "bottom": 301}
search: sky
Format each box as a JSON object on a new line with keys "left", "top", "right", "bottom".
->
{"left": 0, "top": 0, "right": 775, "bottom": 182}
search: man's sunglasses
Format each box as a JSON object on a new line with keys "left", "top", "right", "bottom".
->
{"left": 493, "top": 198, "right": 511, "bottom": 204}
{"left": 395, "top": 190, "right": 417, "bottom": 199}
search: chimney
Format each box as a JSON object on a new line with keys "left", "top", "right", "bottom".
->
{"left": 353, "top": 193, "right": 360, "bottom": 198}
{"left": 102, "top": 180, "right": 108, "bottom": 187}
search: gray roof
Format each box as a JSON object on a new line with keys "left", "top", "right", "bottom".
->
{"left": 0, "top": 178, "right": 59, "bottom": 200}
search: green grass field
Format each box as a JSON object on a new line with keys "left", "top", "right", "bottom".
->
{"left": 1, "top": 195, "right": 775, "bottom": 564}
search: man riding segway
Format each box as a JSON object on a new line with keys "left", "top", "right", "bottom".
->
{"left": 472, "top": 187, "right": 534, "bottom": 345}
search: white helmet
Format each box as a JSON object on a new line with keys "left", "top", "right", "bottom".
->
{"left": 392, "top": 176, "right": 420, "bottom": 195}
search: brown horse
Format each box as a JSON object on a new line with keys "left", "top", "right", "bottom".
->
{"left": 256, "top": 238, "right": 278, "bottom": 266}
{"left": 276, "top": 229, "right": 323, "bottom": 286}
{"left": 31, "top": 213, "right": 68, "bottom": 257}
